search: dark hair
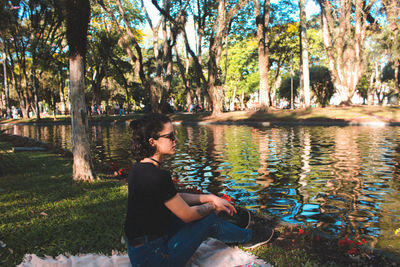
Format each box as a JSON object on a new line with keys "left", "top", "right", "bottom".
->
{"left": 130, "top": 113, "right": 171, "bottom": 162}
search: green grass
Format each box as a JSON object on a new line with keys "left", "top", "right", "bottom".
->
{"left": 0, "top": 146, "right": 127, "bottom": 266}
{"left": 247, "top": 245, "right": 323, "bottom": 267}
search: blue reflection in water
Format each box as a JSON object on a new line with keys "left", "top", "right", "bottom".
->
{"left": 3, "top": 123, "right": 400, "bottom": 253}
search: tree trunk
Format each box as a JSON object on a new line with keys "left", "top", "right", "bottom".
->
{"left": 31, "top": 62, "right": 41, "bottom": 119}
{"left": 66, "top": 0, "right": 95, "bottom": 181}
{"left": 230, "top": 81, "right": 237, "bottom": 111}
{"left": 395, "top": 59, "right": 400, "bottom": 95}
{"left": 318, "top": 0, "right": 375, "bottom": 104}
{"left": 271, "top": 75, "right": 282, "bottom": 107}
{"left": 70, "top": 55, "right": 95, "bottom": 181}
{"left": 174, "top": 46, "right": 191, "bottom": 110}
{"left": 254, "top": 0, "right": 271, "bottom": 109}
{"left": 90, "top": 65, "right": 105, "bottom": 106}
{"left": 208, "top": 0, "right": 248, "bottom": 116}
{"left": 2, "top": 44, "right": 10, "bottom": 118}
{"left": 299, "top": 0, "right": 310, "bottom": 108}
{"left": 59, "top": 73, "right": 66, "bottom": 115}
{"left": 367, "top": 66, "right": 376, "bottom": 105}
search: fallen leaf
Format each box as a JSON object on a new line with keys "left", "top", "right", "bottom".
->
{"left": 8, "top": 248, "right": 13, "bottom": 254}
{"left": 0, "top": 241, "right": 6, "bottom": 248}
{"left": 30, "top": 210, "right": 34, "bottom": 214}
{"left": 40, "top": 212, "right": 48, "bottom": 216}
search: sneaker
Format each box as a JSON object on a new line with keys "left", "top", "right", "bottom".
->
{"left": 242, "top": 224, "right": 275, "bottom": 249}
{"left": 218, "top": 207, "right": 251, "bottom": 229}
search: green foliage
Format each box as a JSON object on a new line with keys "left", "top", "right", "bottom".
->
{"left": 357, "top": 75, "right": 369, "bottom": 102}
{"left": 309, "top": 66, "right": 334, "bottom": 107}
{"left": 222, "top": 37, "right": 259, "bottom": 100}
{"left": 381, "top": 62, "right": 395, "bottom": 82}
{"left": 279, "top": 73, "right": 300, "bottom": 100}
{"left": 279, "top": 66, "right": 334, "bottom": 107}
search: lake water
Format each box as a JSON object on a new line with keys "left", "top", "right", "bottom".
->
{"left": 2, "top": 123, "right": 400, "bottom": 254}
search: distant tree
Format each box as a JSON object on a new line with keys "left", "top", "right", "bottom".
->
{"left": 309, "top": 66, "right": 334, "bottom": 107}
{"left": 279, "top": 72, "right": 300, "bottom": 101}
{"left": 64, "top": 0, "right": 96, "bottom": 181}
{"left": 279, "top": 66, "right": 333, "bottom": 107}
{"left": 221, "top": 37, "right": 259, "bottom": 110}
{"left": 381, "top": 0, "right": 400, "bottom": 94}
{"left": 154, "top": 0, "right": 250, "bottom": 115}
{"left": 316, "top": 0, "right": 378, "bottom": 105}
{"left": 357, "top": 75, "right": 369, "bottom": 104}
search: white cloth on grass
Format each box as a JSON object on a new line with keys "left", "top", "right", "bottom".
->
{"left": 17, "top": 238, "right": 272, "bottom": 267}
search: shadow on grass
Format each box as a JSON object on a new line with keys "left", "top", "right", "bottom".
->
{"left": 0, "top": 151, "right": 128, "bottom": 266}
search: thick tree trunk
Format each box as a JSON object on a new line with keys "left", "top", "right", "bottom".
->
{"left": 70, "top": 55, "right": 95, "bottom": 181}
{"left": 207, "top": 0, "right": 249, "bottom": 116}
{"left": 66, "top": 0, "right": 95, "bottom": 181}
{"left": 254, "top": 0, "right": 271, "bottom": 109}
{"left": 318, "top": 0, "right": 375, "bottom": 105}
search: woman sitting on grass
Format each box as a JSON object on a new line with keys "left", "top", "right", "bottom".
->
{"left": 125, "top": 113, "right": 274, "bottom": 267}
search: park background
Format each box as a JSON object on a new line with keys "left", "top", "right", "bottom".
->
{"left": 1, "top": 0, "right": 400, "bottom": 266}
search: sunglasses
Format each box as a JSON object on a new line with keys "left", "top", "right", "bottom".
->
{"left": 157, "top": 131, "right": 176, "bottom": 141}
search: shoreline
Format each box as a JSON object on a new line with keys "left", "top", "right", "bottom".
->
{"left": 2, "top": 106, "right": 400, "bottom": 127}
{"left": 1, "top": 119, "right": 399, "bottom": 127}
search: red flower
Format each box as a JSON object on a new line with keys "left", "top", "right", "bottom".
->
{"left": 298, "top": 229, "right": 305, "bottom": 235}
{"left": 117, "top": 168, "right": 126, "bottom": 175}
{"left": 356, "top": 241, "right": 362, "bottom": 246}
{"left": 221, "top": 194, "right": 232, "bottom": 202}
{"left": 346, "top": 247, "right": 358, "bottom": 255}
{"left": 361, "top": 239, "right": 367, "bottom": 244}
{"left": 338, "top": 237, "right": 355, "bottom": 247}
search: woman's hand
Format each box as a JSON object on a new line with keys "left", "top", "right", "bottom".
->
{"left": 207, "top": 194, "right": 237, "bottom": 216}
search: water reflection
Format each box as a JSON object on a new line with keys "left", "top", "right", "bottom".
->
{"left": 2, "top": 123, "right": 400, "bottom": 254}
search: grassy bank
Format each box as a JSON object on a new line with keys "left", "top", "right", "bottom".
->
{"left": 2, "top": 106, "right": 400, "bottom": 125}
{"left": 0, "top": 142, "right": 127, "bottom": 266}
{"left": 1, "top": 140, "right": 399, "bottom": 266}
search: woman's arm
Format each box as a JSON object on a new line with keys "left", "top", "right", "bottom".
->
{"left": 164, "top": 194, "right": 216, "bottom": 223}
{"left": 178, "top": 192, "right": 208, "bottom": 205}
{"left": 178, "top": 193, "right": 237, "bottom": 216}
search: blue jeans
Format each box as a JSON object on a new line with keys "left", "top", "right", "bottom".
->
{"left": 127, "top": 212, "right": 251, "bottom": 267}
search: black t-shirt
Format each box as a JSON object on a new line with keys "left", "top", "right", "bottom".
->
{"left": 124, "top": 162, "right": 177, "bottom": 241}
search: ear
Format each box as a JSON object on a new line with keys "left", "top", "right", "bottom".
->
{"left": 149, "top": 137, "right": 156, "bottom": 147}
